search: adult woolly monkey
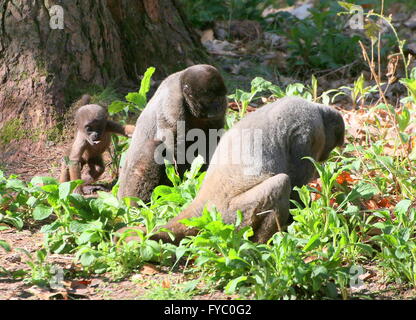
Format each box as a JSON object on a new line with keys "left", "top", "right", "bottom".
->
{"left": 119, "top": 96, "right": 345, "bottom": 244}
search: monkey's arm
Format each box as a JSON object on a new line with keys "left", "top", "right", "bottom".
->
{"left": 68, "top": 134, "right": 88, "bottom": 181}
{"left": 117, "top": 140, "right": 165, "bottom": 202}
{"left": 229, "top": 173, "right": 291, "bottom": 243}
{"left": 147, "top": 174, "right": 291, "bottom": 245}
{"left": 106, "top": 120, "right": 135, "bottom": 137}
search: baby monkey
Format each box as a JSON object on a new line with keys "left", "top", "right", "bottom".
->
{"left": 59, "top": 95, "right": 135, "bottom": 193}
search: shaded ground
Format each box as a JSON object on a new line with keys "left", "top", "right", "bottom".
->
{"left": 0, "top": 228, "right": 229, "bottom": 300}
{"left": 1, "top": 226, "right": 416, "bottom": 300}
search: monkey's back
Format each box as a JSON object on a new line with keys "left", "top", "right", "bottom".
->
{"left": 118, "top": 70, "right": 186, "bottom": 199}
{"left": 194, "top": 97, "right": 326, "bottom": 206}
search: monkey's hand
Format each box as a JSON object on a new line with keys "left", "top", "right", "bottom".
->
{"left": 106, "top": 120, "right": 135, "bottom": 137}
{"left": 124, "top": 125, "right": 135, "bottom": 138}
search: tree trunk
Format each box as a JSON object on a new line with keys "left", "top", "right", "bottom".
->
{"left": 0, "top": 0, "right": 207, "bottom": 140}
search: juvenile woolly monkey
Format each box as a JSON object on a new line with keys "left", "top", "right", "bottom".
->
{"left": 119, "top": 96, "right": 345, "bottom": 244}
{"left": 117, "top": 64, "right": 227, "bottom": 202}
{"left": 59, "top": 97, "right": 135, "bottom": 193}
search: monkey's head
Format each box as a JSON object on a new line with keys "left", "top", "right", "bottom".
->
{"left": 181, "top": 64, "right": 227, "bottom": 119}
{"left": 318, "top": 106, "right": 345, "bottom": 161}
{"left": 76, "top": 104, "right": 108, "bottom": 145}
{"left": 79, "top": 94, "right": 92, "bottom": 106}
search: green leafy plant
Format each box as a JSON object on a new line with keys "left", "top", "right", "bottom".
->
{"left": 181, "top": 207, "right": 352, "bottom": 299}
{"left": 144, "top": 279, "right": 197, "bottom": 300}
{"left": 228, "top": 77, "right": 276, "bottom": 118}
{"left": 107, "top": 67, "right": 155, "bottom": 177}
{"left": 19, "top": 248, "right": 55, "bottom": 286}
{"left": 74, "top": 157, "right": 206, "bottom": 276}
{"left": 0, "top": 239, "right": 11, "bottom": 252}
{"left": 370, "top": 200, "right": 416, "bottom": 286}
{"left": 399, "top": 67, "right": 416, "bottom": 104}
{"left": 273, "top": 1, "right": 362, "bottom": 73}
{"left": 108, "top": 67, "right": 155, "bottom": 117}
{"left": 334, "top": 74, "right": 378, "bottom": 108}
{"left": 0, "top": 171, "right": 34, "bottom": 229}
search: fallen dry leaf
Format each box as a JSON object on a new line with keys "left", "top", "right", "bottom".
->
{"left": 162, "top": 279, "right": 171, "bottom": 289}
{"left": 304, "top": 255, "right": 319, "bottom": 263}
{"left": 377, "top": 197, "right": 392, "bottom": 208}
{"left": 336, "top": 171, "right": 355, "bottom": 185}
{"left": 140, "top": 263, "right": 159, "bottom": 275}
{"left": 363, "top": 199, "right": 378, "bottom": 210}
{"left": 70, "top": 280, "right": 91, "bottom": 289}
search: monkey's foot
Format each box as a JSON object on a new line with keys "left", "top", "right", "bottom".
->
{"left": 82, "top": 184, "right": 111, "bottom": 195}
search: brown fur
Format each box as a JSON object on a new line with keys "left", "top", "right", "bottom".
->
{"left": 117, "top": 97, "right": 345, "bottom": 245}
{"left": 117, "top": 64, "right": 227, "bottom": 202}
{"left": 60, "top": 96, "right": 135, "bottom": 193}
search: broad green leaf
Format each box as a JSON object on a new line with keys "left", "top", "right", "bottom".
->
{"left": 59, "top": 180, "right": 81, "bottom": 199}
{"left": 126, "top": 92, "right": 145, "bottom": 107}
{"left": 139, "top": 67, "right": 156, "bottom": 99}
{"left": 6, "top": 179, "right": 26, "bottom": 190}
{"left": 303, "top": 234, "right": 321, "bottom": 252}
{"left": 397, "top": 106, "right": 410, "bottom": 131}
{"left": 30, "top": 176, "right": 58, "bottom": 186}
{"left": 32, "top": 205, "right": 54, "bottom": 221}
{"left": 80, "top": 252, "right": 95, "bottom": 266}
{"left": 0, "top": 240, "right": 11, "bottom": 252}
{"left": 140, "top": 246, "right": 154, "bottom": 261}
{"left": 395, "top": 199, "right": 412, "bottom": 215}
{"left": 225, "top": 276, "right": 248, "bottom": 294}
{"left": 175, "top": 246, "right": 187, "bottom": 261}
{"left": 69, "top": 221, "right": 91, "bottom": 233}
{"left": 108, "top": 101, "right": 127, "bottom": 115}
{"left": 187, "top": 155, "right": 205, "bottom": 179}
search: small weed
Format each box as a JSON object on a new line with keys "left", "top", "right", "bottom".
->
{"left": 0, "top": 119, "right": 25, "bottom": 145}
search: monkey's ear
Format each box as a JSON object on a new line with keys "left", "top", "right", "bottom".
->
{"left": 182, "top": 83, "right": 192, "bottom": 97}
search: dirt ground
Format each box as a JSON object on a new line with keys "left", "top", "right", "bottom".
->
{"left": 1, "top": 139, "right": 416, "bottom": 300}
{"left": 0, "top": 137, "right": 233, "bottom": 300}
{"left": 2, "top": 102, "right": 416, "bottom": 301}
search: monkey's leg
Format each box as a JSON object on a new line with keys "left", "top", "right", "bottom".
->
{"left": 228, "top": 173, "right": 291, "bottom": 243}
{"left": 148, "top": 174, "right": 291, "bottom": 246}
{"left": 59, "top": 161, "right": 70, "bottom": 183}
{"left": 118, "top": 140, "right": 164, "bottom": 202}
{"left": 69, "top": 161, "right": 82, "bottom": 181}
{"left": 68, "top": 159, "right": 86, "bottom": 194}
{"left": 68, "top": 135, "right": 87, "bottom": 182}
{"left": 85, "top": 156, "right": 105, "bottom": 183}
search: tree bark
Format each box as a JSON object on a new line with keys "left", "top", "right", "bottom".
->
{"left": 0, "top": 0, "right": 207, "bottom": 134}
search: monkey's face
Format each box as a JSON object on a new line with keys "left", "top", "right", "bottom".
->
{"left": 181, "top": 65, "right": 227, "bottom": 119}
{"left": 75, "top": 105, "right": 108, "bottom": 146}
{"left": 318, "top": 107, "right": 345, "bottom": 161}
{"left": 83, "top": 119, "right": 107, "bottom": 145}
